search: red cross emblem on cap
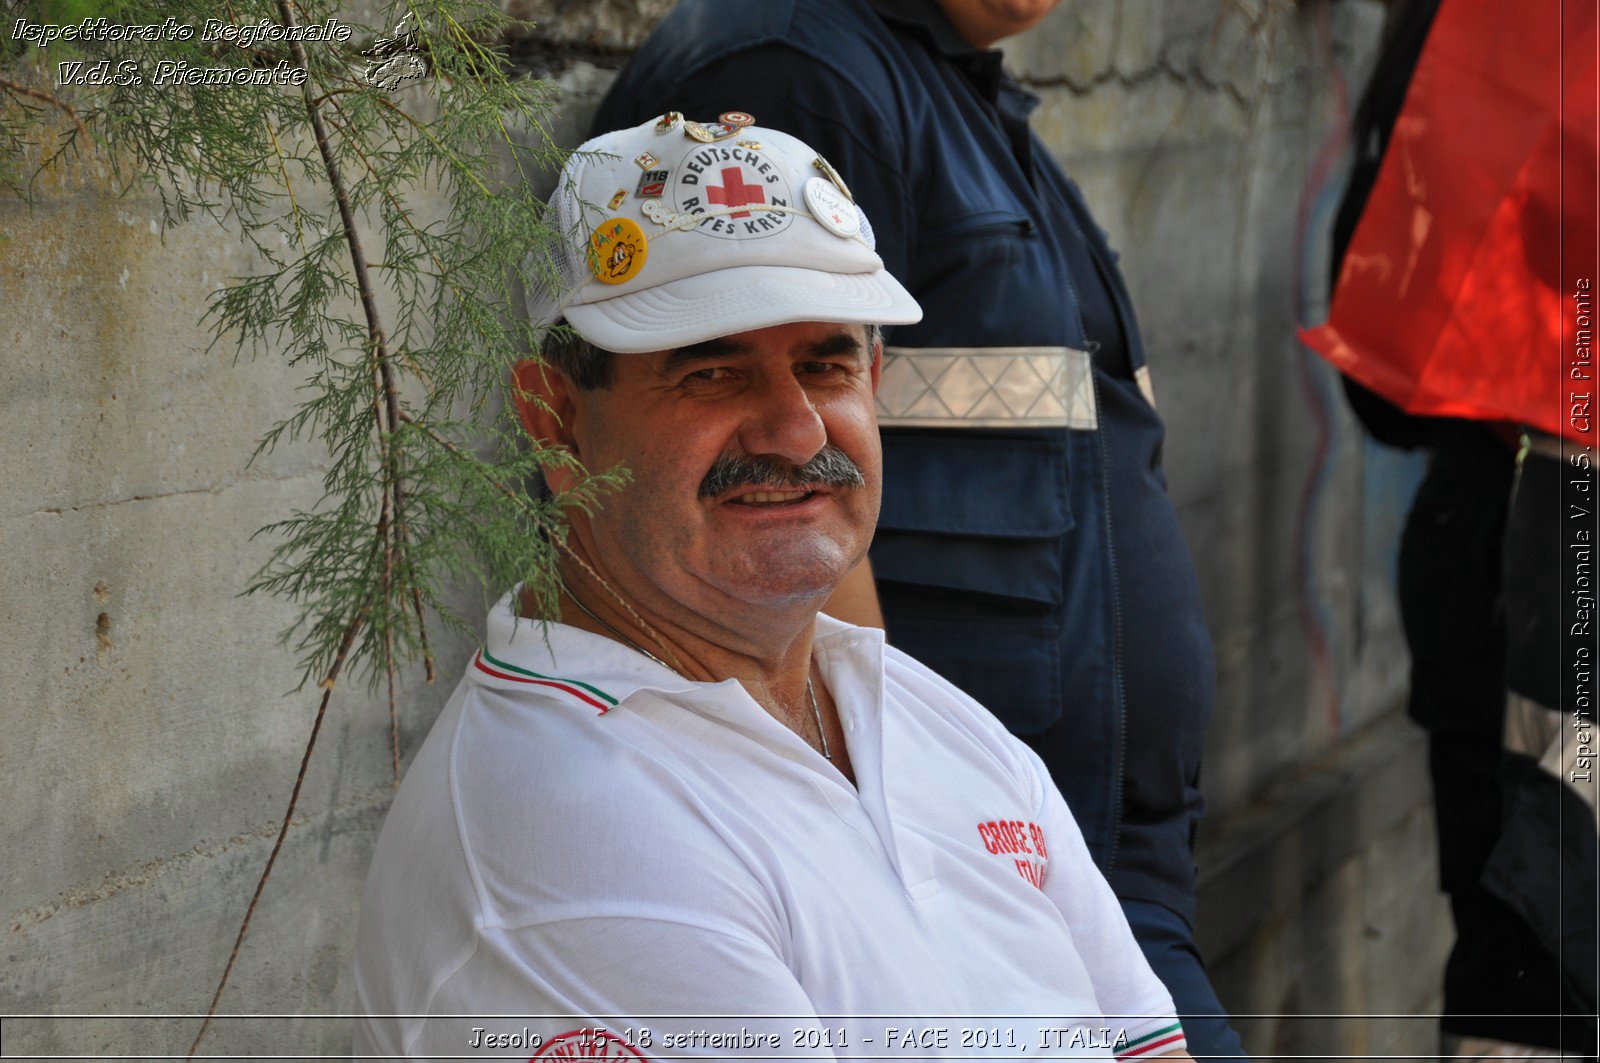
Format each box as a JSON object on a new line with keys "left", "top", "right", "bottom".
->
{"left": 706, "top": 166, "right": 766, "bottom": 219}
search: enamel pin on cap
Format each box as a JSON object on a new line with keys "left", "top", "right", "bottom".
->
{"left": 587, "top": 217, "right": 648, "bottom": 285}
{"left": 634, "top": 150, "right": 660, "bottom": 170}
{"left": 684, "top": 119, "right": 741, "bottom": 143}
{"left": 719, "top": 110, "right": 755, "bottom": 128}
{"left": 654, "top": 110, "right": 683, "bottom": 134}
{"left": 804, "top": 177, "right": 860, "bottom": 238}
{"left": 635, "top": 169, "right": 668, "bottom": 197}
{"left": 812, "top": 155, "right": 854, "bottom": 203}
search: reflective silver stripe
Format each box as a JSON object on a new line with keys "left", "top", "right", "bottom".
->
{"left": 876, "top": 345, "right": 1098, "bottom": 429}
{"left": 1134, "top": 364, "right": 1157, "bottom": 410}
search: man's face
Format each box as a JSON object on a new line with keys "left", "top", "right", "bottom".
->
{"left": 562, "top": 321, "right": 882, "bottom": 621}
{"left": 937, "top": 0, "right": 1065, "bottom": 48}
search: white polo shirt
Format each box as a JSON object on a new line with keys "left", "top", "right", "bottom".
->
{"left": 353, "top": 594, "right": 1188, "bottom": 1061}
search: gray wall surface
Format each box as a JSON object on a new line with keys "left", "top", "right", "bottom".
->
{"left": 2, "top": 1, "right": 1449, "bottom": 1058}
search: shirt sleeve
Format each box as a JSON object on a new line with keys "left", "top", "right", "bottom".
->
{"left": 1023, "top": 744, "right": 1191, "bottom": 1061}
{"left": 401, "top": 915, "right": 844, "bottom": 1061}
{"left": 592, "top": 44, "right": 919, "bottom": 296}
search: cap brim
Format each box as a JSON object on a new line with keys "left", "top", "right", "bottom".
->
{"left": 564, "top": 264, "right": 923, "bottom": 354}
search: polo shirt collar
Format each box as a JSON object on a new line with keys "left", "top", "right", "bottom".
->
{"left": 476, "top": 591, "right": 887, "bottom": 715}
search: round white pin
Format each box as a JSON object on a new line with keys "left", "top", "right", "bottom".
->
{"left": 803, "top": 176, "right": 861, "bottom": 238}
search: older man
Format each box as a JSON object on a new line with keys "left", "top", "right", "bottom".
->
{"left": 590, "top": 8, "right": 1243, "bottom": 1058}
{"left": 353, "top": 115, "right": 1194, "bottom": 1062}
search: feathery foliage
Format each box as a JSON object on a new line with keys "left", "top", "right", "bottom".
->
{"left": 4, "top": 0, "right": 619, "bottom": 687}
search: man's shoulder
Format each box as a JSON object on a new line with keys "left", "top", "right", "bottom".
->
{"left": 596, "top": 0, "right": 910, "bottom": 128}
{"left": 374, "top": 667, "right": 631, "bottom": 858}
{"left": 444, "top": 660, "right": 685, "bottom": 825}
{"left": 379, "top": 665, "right": 755, "bottom": 923}
{"left": 639, "top": 0, "right": 892, "bottom": 74}
{"left": 354, "top": 668, "right": 779, "bottom": 1030}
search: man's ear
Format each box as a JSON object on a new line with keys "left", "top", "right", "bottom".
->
{"left": 511, "top": 359, "right": 583, "bottom": 468}
{"left": 868, "top": 332, "right": 883, "bottom": 395}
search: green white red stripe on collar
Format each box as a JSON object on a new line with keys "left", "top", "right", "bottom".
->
{"left": 1115, "top": 1022, "right": 1185, "bottom": 1060}
{"left": 472, "top": 648, "right": 619, "bottom": 715}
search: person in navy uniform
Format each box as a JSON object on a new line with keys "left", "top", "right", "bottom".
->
{"left": 591, "top": 2, "right": 1245, "bottom": 1059}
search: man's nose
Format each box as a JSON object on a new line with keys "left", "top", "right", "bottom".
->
{"left": 735, "top": 373, "right": 828, "bottom": 467}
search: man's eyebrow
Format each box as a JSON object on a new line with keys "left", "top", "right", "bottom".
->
{"left": 803, "top": 331, "right": 869, "bottom": 359}
{"left": 659, "top": 329, "right": 867, "bottom": 373}
{"left": 660, "top": 338, "right": 750, "bottom": 372}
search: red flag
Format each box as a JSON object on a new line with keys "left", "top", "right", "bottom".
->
{"left": 1301, "top": 0, "right": 1598, "bottom": 446}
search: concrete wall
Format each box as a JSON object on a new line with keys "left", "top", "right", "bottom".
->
{"left": 1, "top": 1, "right": 1450, "bottom": 1058}
{"left": 0, "top": 116, "right": 476, "bottom": 1057}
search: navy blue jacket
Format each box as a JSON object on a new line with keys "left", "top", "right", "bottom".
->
{"left": 590, "top": 0, "right": 1216, "bottom": 924}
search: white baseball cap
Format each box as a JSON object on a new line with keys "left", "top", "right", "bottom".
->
{"left": 526, "top": 111, "right": 922, "bottom": 354}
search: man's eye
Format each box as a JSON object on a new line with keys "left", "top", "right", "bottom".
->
{"left": 800, "top": 361, "right": 848, "bottom": 377}
{"left": 684, "top": 366, "right": 734, "bottom": 385}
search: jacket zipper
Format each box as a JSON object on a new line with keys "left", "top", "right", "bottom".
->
{"left": 1080, "top": 229, "right": 1137, "bottom": 871}
{"left": 1093, "top": 372, "right": 1128, "bottom": 872}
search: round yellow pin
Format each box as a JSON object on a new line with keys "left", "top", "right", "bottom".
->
{"left": 587, "top": 217, "right": 648, "bottom": 285}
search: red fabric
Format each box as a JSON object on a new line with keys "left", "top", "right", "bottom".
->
{"left": 1301, "top": 0, "right": 1599, "bottom": 445}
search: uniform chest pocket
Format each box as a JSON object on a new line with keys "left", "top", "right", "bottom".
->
{"left": 918, "top": 210, "right": 1036, "bottom": 245}
{"left": 873, "top": 431, "right": 1070, "bottom": 602}
{"left": 869, "top": 432, "right": 1071, "bottom": 732}
{"left": 909, "top": 211, "right": 1037, "bottom": 297}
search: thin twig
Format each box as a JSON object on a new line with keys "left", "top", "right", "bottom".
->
{"left": 321, "top": 101, "right": 459, "bottom": 382}
{"left": 385, "top": 621, "right": 400, "bottom": 786}
{"left": 283, "top": 0, "right": 422, "bottom": 781}
{"left": 0, "top": 77, "right": 89, "bottom": 142}
{"left": 359, "top": 319, "right": 402, "bottom": 787}
{"left": 411, "top": 583, "right": 435, "bottom": 683}
{"left": 307, "top": 88, "right": 362, "bottom": 109}
{"left": 191, "top": 2, "right": 425, "bottom": 1049}
{"left": 262, "top": 119, "right": 311, "bottom": 256}
{"left": 373, "top": 360, "right": 399, "bottom": 781}
{"left": 316, "top": 99, "right": 434, "bottom": 684}
{"left": 187, "top": 585, "right": 373, "bottom": 1056}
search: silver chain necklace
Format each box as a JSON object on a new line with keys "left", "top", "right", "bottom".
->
{"left": 559, "top": 579, "right": 832, "bottom": 761}
{"left": 804, "top": 678, "right": 832, "bottom": 761}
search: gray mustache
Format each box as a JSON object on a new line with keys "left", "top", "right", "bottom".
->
{"left": 698, "top": 445, "right": 866, "bottom": 499}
